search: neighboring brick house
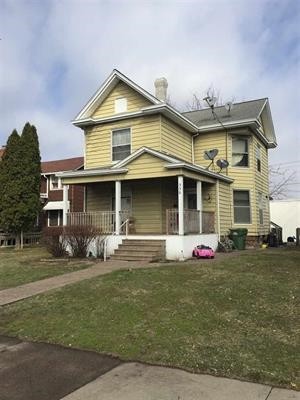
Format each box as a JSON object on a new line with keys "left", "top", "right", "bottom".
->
{"left": 41, "top": 157, "right": 84, "bottom": 227}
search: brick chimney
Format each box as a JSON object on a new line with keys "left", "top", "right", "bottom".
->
{"left": 154, "top": 77, "right": 168, "bottom": 102}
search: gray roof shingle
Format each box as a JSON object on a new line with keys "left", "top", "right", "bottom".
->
{"left": 182, "top": 98, "right": 267, "bottom": 127}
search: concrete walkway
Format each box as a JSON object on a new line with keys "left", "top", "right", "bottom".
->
{"left": 62, "top": 362, "right": 299, "bottom": 400}
{"left": 0, "top": 260, "right": 157, "bottom": 306}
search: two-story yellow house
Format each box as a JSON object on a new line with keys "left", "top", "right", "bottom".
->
{"left": 58, "top": 69, "right": 277, "bottom": 260}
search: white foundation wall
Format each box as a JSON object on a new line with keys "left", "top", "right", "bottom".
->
{"left": 94, "top": 234, "right": 219, "bottom": 261}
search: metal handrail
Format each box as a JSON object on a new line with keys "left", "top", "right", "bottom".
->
{"left": 103, "top": 218, "right": 129, "bottom": 262}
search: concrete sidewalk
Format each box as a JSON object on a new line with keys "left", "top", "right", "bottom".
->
{"left": 0, "top": 260, "right": 156, "bottom": 306}
{"left": 1, "top": 336, "right": 298, "bottom": 400}
{"left": 61, "top": 362, "right": 299, "bottom": 400}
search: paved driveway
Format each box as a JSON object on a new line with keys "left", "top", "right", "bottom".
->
{"left": 1, "top": 336, "right": 299, "bottom": 400}
{"left": 0, "top": 336, "right": 120, "bottom": 400}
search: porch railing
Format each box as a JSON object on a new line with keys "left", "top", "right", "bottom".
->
{"left": 67, "top": 211, "right": 130, "bottom": 234}
{"left": 166, "top": 209, "right": 215, "bottom": 234}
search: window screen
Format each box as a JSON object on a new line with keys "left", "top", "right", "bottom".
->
{"left": 233, "top": 190, "right": 251, "bottom": 223}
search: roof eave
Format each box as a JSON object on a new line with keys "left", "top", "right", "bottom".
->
{"left": 165, "top": 163, "right": 233, "bottom": 183}
{"left": 57, "top": 168, "right": 128, "bottom": 179}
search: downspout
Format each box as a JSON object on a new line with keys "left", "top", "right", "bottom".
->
{"left": 216, "top": 180, "right": 221, "bottom": 240}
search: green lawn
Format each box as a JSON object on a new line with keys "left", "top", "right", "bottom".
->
{"left": 0, "top": 248, "right": 299, "bottom": 389}
{"left": 0, "top": 246, "right": 93, "bottom": 289}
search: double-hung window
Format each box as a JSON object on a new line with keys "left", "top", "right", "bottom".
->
{"left": 232, "top": 137, "right": 249, "bottom": 167}
{"left": 233, "top": 190, "right": 251, "bottom": 224}
{"left": 50, "top": 175, "right": 61, "bottom": 190}
{"left": 112, "top": 128, "right": 131, "bottom": 161}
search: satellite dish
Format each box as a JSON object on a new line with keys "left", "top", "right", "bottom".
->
{"left": 225, "top": 101, "right": 233, "bottom": 113}
{"left": 204, "top": 149, "right": 219, "bottom": 160}
{"left": 216, "top": 159, "right": 229, "bottom": 171}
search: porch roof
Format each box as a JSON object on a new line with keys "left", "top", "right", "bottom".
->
{"left": 58, "top": 147, "right": 233, "bottom": 185}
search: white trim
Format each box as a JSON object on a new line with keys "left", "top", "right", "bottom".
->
{"left": 50, "top": 175, "right": 62, "bottom": 190}
{"left": 178, "top": 176, "right": 184, "bottom": 235}
{"left": 115, "top": 181, "right": 121, "bottom": 235}
{"left": 111, "top": 127, "right": 132, "bottom": 163}
{"left": 165, "top": 163, "right": 233, "bottom": 183}
{"left": 74, "top": 69, "right": 160, "bottom": 121}
{"left": 113, "top": 146, "right": 180, "bottom": 169}
{"left": 232, "top": 189, "right": 252, "bottom": 225}
{"left": 57, "top": 168, "right": 128, "bottom": 179}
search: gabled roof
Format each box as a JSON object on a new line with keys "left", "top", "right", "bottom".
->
{"left": 183, "top": 98, "right": 268, "bottom": 127}
{"left": 114, "top": 147, "right": 233, "bottom": 183}
{"left": 41, "top": 157, "right": 84, "bottom": 174}
{"left": 74, "top": 69, "right": 161, "bottom": 121}
{"left": 58, "top": 147, "right": 233, "bottom": 183}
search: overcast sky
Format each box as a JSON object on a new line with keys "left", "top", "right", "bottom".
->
{"left": 0, "top": 0, "right": 299, "bottom": 194}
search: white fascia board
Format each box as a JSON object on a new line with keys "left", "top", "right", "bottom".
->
{"left": 165, "top": 163, "right": 233, "bottom": 183}
{"left": 74, "top": 70, "right": 160, "bottom": 121}
{"left": 113, "top": 147, "right": 181, "bottom": 169}
{"left": 72, "top": 110, "right": 144, "bottom": 127}
{"left": 57, "top": 168, "right": 128, "bottom": 179}
{"left": 141, "top": 104, "right": 199, "bottom": 132}
{"left": 198, "top": 118, "right": 257, "bottom": 132}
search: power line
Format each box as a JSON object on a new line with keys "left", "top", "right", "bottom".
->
{"left": 270, "top": 160, "right": 300, "bottom": 167}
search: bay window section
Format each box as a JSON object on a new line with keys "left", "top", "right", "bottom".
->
{"left": 233, "top": 190, "right": 251, "bottom": 224}
{"left": 112, "top": 128, "right": 131, "bottom": 162}
{"left": 232, "top": 137, "right": 249, "bottom": 167}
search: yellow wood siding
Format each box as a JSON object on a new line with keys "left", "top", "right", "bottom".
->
{"left": 194, "top": 128, "right": 271, "bottom": 236}
{"left": 91, "top": 82, "right": 152, "bottom": 119}
{"left": 218, "top": 181, "right": 232, "bottom": 235}
{"left": 253, "top": 136, "right": 270, "bottom": 235}
{"left": 161, "top": 116, "right": 192, "bottom": 162}
{"left": 86, "top": 182, "right": 113, "bottom": 211}
{"left": 194, "top": 131, "right": 227, "bottom": 168}
{"left": 161, "top": 179, "right": 177, "bottom": 233}
{"left": 85, "top": 115, "right": 161, "bottom": 168}
{"left": 132, "top": 180, "right": 162, "bottom": 233}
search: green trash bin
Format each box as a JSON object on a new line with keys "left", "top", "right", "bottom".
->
{"left": 229, "top": 228, "right": 248, "bottom": 250}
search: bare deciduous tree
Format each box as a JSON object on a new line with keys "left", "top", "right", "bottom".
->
{"left": 269, "top": 166, "right": 297, "bottom": 199}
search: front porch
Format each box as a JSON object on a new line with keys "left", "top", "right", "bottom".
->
{"left": 64, "top": 176, "right": 217, "bottom": 236}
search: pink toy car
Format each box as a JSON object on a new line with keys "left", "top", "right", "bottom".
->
{"left": 192, "top": 245, "right": 215, "bottom": 259}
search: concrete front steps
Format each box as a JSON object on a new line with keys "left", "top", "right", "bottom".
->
{"left": 110, "top": 239, "right": 166, "bottom": 262}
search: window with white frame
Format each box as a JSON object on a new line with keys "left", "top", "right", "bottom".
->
{"left": 48, "top": 210, "right": 63, "bottom": 226}
{"left": 232, "top": 137, "right": 249, "bottom": 167}
{"left": 256, "top": 145, "right": 261, "bottom": 172}
{"left": 115, "top": 98, "right": 127, "bottom": 113}
{"left": 112, "top": 128, "right": 131, "bottom": 161}
{"left": 258, "top": 192, "right": 264, "bottom": 224}
{"left": 50, "top": 175, "right": 62, "bottom": 190}
{"left": 233, "top": 190, "right": 251, "bottom": 224}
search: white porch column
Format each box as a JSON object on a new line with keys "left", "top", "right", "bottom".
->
{"left": 115, "top": 180, "right": 121, "bottom": 235}
{"left": 196, "top": 180, "right": 202, "bottom": 233}
{"left": 62, "top": 184, "right": 69, "bottom": 226}
{"left": 178, "top": 175, "right": 184, "bottom": 235}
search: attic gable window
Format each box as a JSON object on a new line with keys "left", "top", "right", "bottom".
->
{"left": 115, "top": 98, "right": 127, "bottom": 113}
{"left": 232, "top": 137, "right": 249, "bottom": 167}
{"left": 112, "top": 128, "right": 131, "bottom": 161}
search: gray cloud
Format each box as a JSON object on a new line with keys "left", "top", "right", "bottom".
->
{"left": 0, "top": 0, "right": 299, "bottom": 195}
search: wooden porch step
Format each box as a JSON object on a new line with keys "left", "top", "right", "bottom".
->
{"left": 118, "top": 244, "right": 164, "bottom": 251}
{"left": 110, "top": 254, "right": 160, "bottom": 261}
{"left": 122, "top": 239, "right": 165, "bottom": 246}
{"left": 110, "top": 239, "right": 165, "bottom": 262}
